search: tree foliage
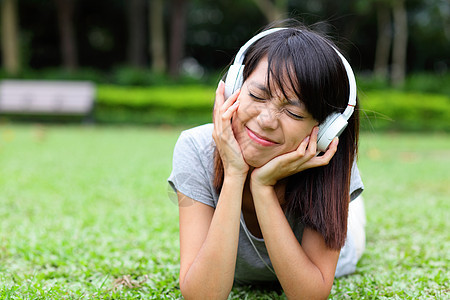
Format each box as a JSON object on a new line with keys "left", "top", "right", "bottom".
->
{"left": 0, "top": 0, "right": 448, "bottom": 79}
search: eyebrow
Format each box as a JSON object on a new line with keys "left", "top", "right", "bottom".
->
{"left": 248, "top": 80, "right": 305, "bottom": 109}
{"left": 248, "top": 81, "right": 269, "bottom": 94}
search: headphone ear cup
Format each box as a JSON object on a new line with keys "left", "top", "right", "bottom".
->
{"left": 317, "top": 113, "right": 348, "bottom": 152}
{"left": 224, "top": 64, "right": 244, "bottom": 99}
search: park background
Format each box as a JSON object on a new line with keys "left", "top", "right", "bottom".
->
{"left": 0, "top": 0, "right": 449, "bottom": 298}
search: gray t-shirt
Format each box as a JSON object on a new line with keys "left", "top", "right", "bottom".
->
{"left": 168, "top": 123, "right": 364, "bottom": 284}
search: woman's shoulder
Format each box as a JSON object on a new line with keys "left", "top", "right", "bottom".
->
{"left": 350, "top": 159, "right": 364, "bottom": 201}
{"left": 177, "top": 123, "right": 214, "bottom": 150}
{"left": 169, "top": 123, "right": 217, "bottom": 207}
{"left": 181, "top": 123, "right": 213, "bottom": 139}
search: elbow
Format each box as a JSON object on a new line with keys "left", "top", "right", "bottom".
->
{"left": 179, "top": 278, "right": 200, "bottom": 300}
{"left": 285, "top": 291, "right": 330, "bottom": 300}
{"left": 283, "top": 278, "right": 333, "bottom": 300}
{"left": 285, "top": 290, "right": 331, "bottom": 300}
{"left": 179, "top": 278, "right": 231, "bottom": 300}
{"left": 181, "top": 288, "right": 231, "bottom": 300}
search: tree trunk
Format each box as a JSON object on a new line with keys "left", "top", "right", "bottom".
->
{"left": 128, "top": 0, "right": 147, "bottom": 68}
{"left": 1, "top": 0, "right": 20, "bottom": 75}
{"left": 251, "top": 0, "right": 288, "bottom": 23}
{"left": 391, "top": 0, "right": 408, "bottom": 87}
{"left": 169, "top": 0, "right": 188, "bottom": 79}
{"left": 374, "top": 2, "right": 391, "bottom": 80}
{"left": 149, "top": 0, "right": 166, "bottom": 73}
{"left": 54, "top": 0, "right": 78, "bottom": 72}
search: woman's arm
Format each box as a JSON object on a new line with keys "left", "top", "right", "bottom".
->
{"left": 250, "top": 128, "right": 340, "bottom": 299}
{"left": 178, "top": 81, "right": 248, "bottom": 299}
{"left": 178, "top": 173, "right": 245, "bottom": 299}
{"left": 251, "top": 184, "right": 339, "bottom": 299}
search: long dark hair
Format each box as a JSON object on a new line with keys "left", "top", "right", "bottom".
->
{"left": 214, "top": 22, "right": 359, "bottom": 250}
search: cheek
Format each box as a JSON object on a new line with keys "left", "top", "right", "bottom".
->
{"left": 284, "top": 123, "right": 316, "bottom": 150}
{"left": 236, "top": 96, "right": 260, "bottom": 120}
{"left": 283, "top": 139, "right": 302, "bottom": 153}
{"left": 231, "top": 111, "right": 245, "bottom": 143}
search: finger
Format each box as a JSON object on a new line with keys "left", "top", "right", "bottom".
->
{"left": 316, "top": 137, "right": 339, "bottom": 164}
{"left": 215, "top": 99, "right": 239, "bottom": 144}
{"left": 221, "top": 88, "right": 241, "bottom": 112}
{"left": 220, "top": 104, "right": 239, "bottom": 144}
{"left": 221, "top": 100, "right": 240, "bottom": 120}
{"left": 306, "top": 126, "right": 319, "bottom": 155}
{"left": 215, "top": 80, "right": 225, "bottom": 103}
{"left": 218, "top": 89, "right": 239, "bottom": 127}
{"left": 216, "top": 88, "right": 240, "bottom": 127}
{"left": 214, "top": 81, "right": 226, "bottom": 121}
{"left": 295, "top": 135, "right": 310, "bottom": 157}
{"left": 295, "top": 137, "right": 338, "bottom": 171}
{"left": 272, "top": 135, "right": 312, "bottom": 167}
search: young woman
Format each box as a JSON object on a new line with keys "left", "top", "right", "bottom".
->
{"left": 168, "top": 22, "right": 365, "bottom": 299}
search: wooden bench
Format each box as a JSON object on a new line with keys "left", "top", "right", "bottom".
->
{"left": 0, "top": 80, "right": 95, "bottom": 121}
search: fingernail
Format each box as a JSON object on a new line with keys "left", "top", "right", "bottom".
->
{"left": 304, "top": 136, "right": 310, "bottom": 143}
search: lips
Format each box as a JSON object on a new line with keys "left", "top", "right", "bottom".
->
{"left": 245, "top": 127, "right": 278, "bottom": 146}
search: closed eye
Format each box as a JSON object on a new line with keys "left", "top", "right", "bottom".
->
{"left": 286, "top": 110, "right": 304, "bottom": 120}
{"left": 248, "top": 92, "right": 267, "bottom": 101}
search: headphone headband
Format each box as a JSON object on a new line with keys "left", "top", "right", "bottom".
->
{"left": 233, "top": 28, "right": 286, "bottom": 64}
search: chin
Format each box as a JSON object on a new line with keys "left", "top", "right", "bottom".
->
{"left": 242, "top": 155, "right": 270, "bottom": 168}
{"left": 245, "top": 160, "right": 264, "bottom": 168}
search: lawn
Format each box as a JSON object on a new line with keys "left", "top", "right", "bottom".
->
{"left": 0, "top": 124, "right": 448, "bottom": 299}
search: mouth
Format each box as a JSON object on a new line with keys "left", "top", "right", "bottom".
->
{"left": 245, "top": 127, "right": 278, "bottom": 146}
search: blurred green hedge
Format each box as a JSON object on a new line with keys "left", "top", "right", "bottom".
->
{"left": 359, "top": 90, "right": 449, "bottom": 131}
{"left": 94, "top": 85, "right": 449, "bottom": 131}
{"left": 95, "top": 85, "right": 215, "bottom": 125}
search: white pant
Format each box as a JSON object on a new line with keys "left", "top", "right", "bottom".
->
{"left": 335, "top": 196, "right": 366, "bottom": 277}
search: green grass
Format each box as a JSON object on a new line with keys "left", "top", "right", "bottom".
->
{"left": 332, "top": 132, "right": 449, "bottom": 299}
{"left": 0, "top": 125, "right": 448, "bottom": 299}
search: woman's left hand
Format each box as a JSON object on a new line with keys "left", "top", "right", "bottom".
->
{"left": 250, "top": 127, "right": 339, "bottom": 187}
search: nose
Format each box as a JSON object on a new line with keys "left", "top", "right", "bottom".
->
{"left": 256, "top": 103, "right": 279, "bottom": 130}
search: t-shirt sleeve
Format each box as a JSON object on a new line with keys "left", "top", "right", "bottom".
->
{"left": 350, "top": 159, "right": 364, "bottom": 201}
{"left": 167, "top": 130, "right": 215, "bottom": 208}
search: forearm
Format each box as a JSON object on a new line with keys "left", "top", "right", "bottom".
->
{"left": 252, "top": 186, "right": 336, "bottom": 299}
{"left": 180, "top": 175, "right": 245, "bottom": 299}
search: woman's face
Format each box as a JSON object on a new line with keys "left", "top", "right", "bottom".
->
{"left": 232, "top": 57, "right": 319, "bottom": 168}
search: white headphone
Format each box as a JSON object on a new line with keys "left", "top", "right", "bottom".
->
{"left": 224, "top": 27, "right": 357, "bottom": 152}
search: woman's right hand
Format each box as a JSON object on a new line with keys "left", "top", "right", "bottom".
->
{"left": 213, "top": 81, "right": 249, "bottom": 178}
